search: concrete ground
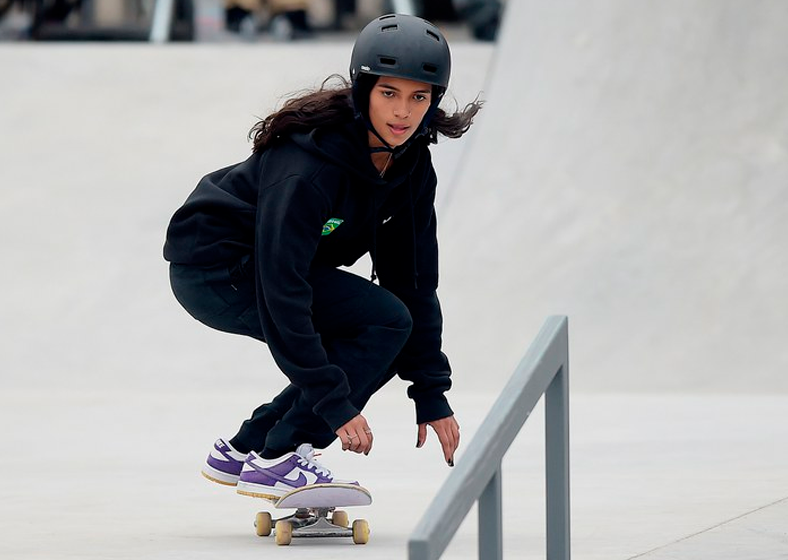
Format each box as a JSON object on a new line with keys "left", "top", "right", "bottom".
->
{"left": 1, "top": 1, "right": 787, "bottom": 558}
{"left": 2, "top": 389, "right": 787, "bottom": 559}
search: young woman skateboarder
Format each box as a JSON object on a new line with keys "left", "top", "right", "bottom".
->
{"left": 164, "top": 13, "right": 481, "bottom": 499}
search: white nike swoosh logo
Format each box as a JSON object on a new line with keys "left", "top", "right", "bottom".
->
{"left": 285, "top": 470, "right": 318, "bottom": 485}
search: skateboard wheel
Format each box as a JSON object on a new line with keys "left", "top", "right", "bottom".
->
{"left": 275, "top": 520, "right": 293, "bottom": 545}
{"left": 331, "top": 510, "right": 349, "bottom": 528}
{"left": 254, "top": 512, "right": 272, "bottom": 537}
{"left": 352, "top": 519, "right": 370, "bottom": 545}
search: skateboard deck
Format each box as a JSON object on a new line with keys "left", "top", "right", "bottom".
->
{"left": 252, "top": 484, "right": 372, "bottom": 545}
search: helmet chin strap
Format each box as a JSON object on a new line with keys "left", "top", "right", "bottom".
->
{"left": 362, "top": 115, "right": 431, "bottom": 157}
{"left": 365, "top": 120, "right": 396, "bottom": 154}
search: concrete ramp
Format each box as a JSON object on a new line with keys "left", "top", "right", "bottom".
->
{"left": 440, "top": 0, "right": 788, "bottom": 394}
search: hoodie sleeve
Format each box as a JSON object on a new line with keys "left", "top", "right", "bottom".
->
{"left": 255, "top": 173, "right": 359, "bottom": 433}
{"left": 376, "top": 165, "right": 454, "bottom": 425}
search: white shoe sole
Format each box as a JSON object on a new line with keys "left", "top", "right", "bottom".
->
{"left": 236, "top": 480, "right": 288, "bottom": 501}
{"left": 201, "top": 463, "right": 240, "bottom": 486}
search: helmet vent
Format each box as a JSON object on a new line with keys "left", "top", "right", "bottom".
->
{"left": 381, "top": 24, "right": 398, "bottom": 32}
{"left": 426, "top": 29, "right": 440, "bottom": 42}
{"left": 423, "top": 63, "right": 438, "bottom": 75}
{"left": 379, "top": 56, "right": 398, "bottom": 67}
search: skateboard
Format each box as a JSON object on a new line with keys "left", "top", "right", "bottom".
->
{"left": 252, "top": 483, "right": 372, "bottom": 546}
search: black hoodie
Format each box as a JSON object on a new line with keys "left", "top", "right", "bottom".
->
{"left": 164, "top": 118, "right": 453, "bottom": 432}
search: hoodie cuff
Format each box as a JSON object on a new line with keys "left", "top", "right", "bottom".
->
{"left": 316, "top": 398, "right": 361, "bottom": 434}
{"left": 414, "top": 393, "right": 454, "bottom": 425}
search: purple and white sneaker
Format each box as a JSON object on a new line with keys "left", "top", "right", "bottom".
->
{"left": 201, "top": 439, "right": 247, "bottom": 486}
{"left": 236, "top": 443, "right": 358, "bottom": 500}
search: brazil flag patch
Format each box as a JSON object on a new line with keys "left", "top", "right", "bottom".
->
{"left": 321, "top": 218, "right": 344, "bottom": 236}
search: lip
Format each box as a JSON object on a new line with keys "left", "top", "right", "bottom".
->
{"left": 388, "top": 124, "right": 410, "bottom": 136}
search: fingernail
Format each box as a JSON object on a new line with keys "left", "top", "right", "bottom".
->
{"left": 447, "top": 458, "right": 454, "bottom": 467}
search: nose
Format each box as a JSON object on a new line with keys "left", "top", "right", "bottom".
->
{"left": 393, "top": 100, "right": 411, "bottom": 119}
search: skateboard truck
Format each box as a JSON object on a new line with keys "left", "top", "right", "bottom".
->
{"left": 255, "top": 507, "right": 370, "bottom": 545}
{"left": 251, "top": 484, "right": 372, "bottom": 545}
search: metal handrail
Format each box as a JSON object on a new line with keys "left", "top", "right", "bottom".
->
{"left": 408, "top": 316, "right": 570, "bottom": 560}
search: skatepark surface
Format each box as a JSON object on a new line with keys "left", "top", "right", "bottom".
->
{"left": 2, "top": 1, "right": 787, "bottom": 558}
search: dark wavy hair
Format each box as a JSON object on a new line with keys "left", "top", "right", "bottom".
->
{"left": 249, "top": 75, "right": 483, "bottom": 153}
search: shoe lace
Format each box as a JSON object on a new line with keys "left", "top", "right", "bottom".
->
{"left": 297, "top": 451, "right": 332, "bottom": 478}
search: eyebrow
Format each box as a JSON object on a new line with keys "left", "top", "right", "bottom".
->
{"left": 377, "top": 82, "right": 432, "bottom": 94}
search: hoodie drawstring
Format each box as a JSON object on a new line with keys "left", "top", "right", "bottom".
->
{"left": 369, "top": 173, "right": 420, "bottom": 289}
{"left": 407, "top": 173, "right": 419, "bottom": 290}
{"left": 369, "top": 191, "right": 379, "bottom": 283}
{"left": 368, "top": 156, "right": 421, "bottom": 290}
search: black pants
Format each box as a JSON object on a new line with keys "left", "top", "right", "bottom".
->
{"left": 169, "top": 258, "right": 413, "bottom": 456}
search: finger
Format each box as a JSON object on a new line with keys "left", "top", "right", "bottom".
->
{"left": 360, "top": 422, "right": 373, "bottom": 455}
{"left": 446, "top": 417, "right": 460, "bottom": 450}
{"left": 364, "top": 427, "right": 374, "bottom": 455}
{"left": 356, "top": 416, "right": 372, "bottom": 454}
{"left": 450, "top": 419, "right": 461, "bottom": 458}
{"left": 437, "top": 426, "right": 454, "bottom": 464}
{"left": 444, "top": 419, "right": 458, "bottom": 452}
{"left": 348, "top": 415, "right": 371, "bottom": 454}
{"left": 416, "top": 424, "right": 427, "bottom": 448}
{"left": 434, "top": 419, "right": 459, "bottom": 465}
{"left": 348, "top": 430, "right": 363, "bottom": 453}
{"left": 338, "top": 415, "right": 364, "bottom": 453}
{"left": 352, "top": 428, "right": 367, "bottom": 454}
{"left": 359, "top": 428, "right": 371, "bottom": 455}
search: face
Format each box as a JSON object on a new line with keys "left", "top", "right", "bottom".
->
{"left": 367, "top": 76, "right": 433, "bottom": 148}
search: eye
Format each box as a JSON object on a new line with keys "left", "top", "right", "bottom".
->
{"left": 414, "top": 93, "right": 429, "bottom": 102}
{"left": 381, "top": 90, "right": 395, "bottom": 98}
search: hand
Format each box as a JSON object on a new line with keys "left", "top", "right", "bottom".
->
{"left": 335, "top": 414, "right": 374, "bottom": 455}
{"left": 417, "top": 415, "right": 460, "bottom": 466}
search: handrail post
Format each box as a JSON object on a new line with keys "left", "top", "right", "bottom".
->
{"left": 408, "top": 316, "right": 570, "bottom": 560}
{"left": 545, "top": 362, "right": 570, "bottom": 558}
{"left": 478, "top": 465, "right": 503, "bottom": 560}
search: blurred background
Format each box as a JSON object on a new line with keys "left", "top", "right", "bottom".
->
{"left": 0, "top": 0, "right": 502, "bottom": 42}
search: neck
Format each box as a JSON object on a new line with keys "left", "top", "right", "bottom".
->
{"left": 372, "top": 151, "right": 393, "bottom": 176}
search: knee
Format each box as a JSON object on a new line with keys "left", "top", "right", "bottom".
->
{"left": 384, "top": 295, "right": 413, "bottom": 340}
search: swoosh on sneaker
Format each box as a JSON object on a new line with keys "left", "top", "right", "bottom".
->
{"left": 282, "top": 471, "right": 310, "bottom": 487}
{"left": 249, "top": 460, "right": 311, "bottom": 489}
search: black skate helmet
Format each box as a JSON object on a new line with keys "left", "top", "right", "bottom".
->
{"left": 350, "top": 14, "right": 451, "bottom": 147}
